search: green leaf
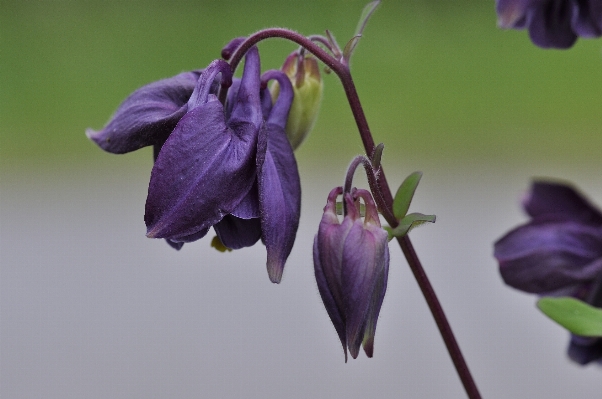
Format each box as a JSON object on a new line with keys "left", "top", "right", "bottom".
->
{"left": 387, "top": 212, "right": 436, "bottom": 240}
{"left": 371, "top": 143, "right": 384, "bottom": 170}
{"left": 343, "top": 1, "right": 381, "bottom": 63}
{"left": 354, "top": 1, "right": 381, "bottom": 37}
{"left": 342, "top": 35, "right": 361, "bottom": 63}
{"left": 393, "top": 171, "right": 422, "bottom": 220}
{"left": 537, "top": 297, "right": 602, "bottom": 337}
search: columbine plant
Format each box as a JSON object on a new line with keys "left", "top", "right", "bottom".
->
{"left": 88, "top": 2, "right": 482, "bottom": 397}
{"left": 495, "top": 0, "right": 602, "bottom": 367}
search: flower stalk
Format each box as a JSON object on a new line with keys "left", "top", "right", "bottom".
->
{"left": 226, "top": 28, "right": 481, "bottom": 399}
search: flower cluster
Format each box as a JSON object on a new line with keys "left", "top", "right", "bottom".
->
{"left": 496, "top": 0, "right": 602, "bottom": 48}
{"left": 314, "top": 186, "right": 390, "bottom": 361}
{"left": 494, "top": 181, "right": 602, "bottom": 364}
{"left": 87, "top": 46, "right": 301, "bottom": 283}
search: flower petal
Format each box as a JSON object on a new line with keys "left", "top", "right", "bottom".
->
{"left": 568, "top": 335, "right": 602, "bottom": 365}
{"left": 256, "top": 70, "right": 300, "bottom": 284}
{"left": 316, "top": 187, "right": 350, "bottom": 327}
{"left": 524, "top": 181, "right": 602, "bottom": 225}
{"left": 86, "top": 70, "right": 204, "bottom": 154}
{"left": 313, "top": 234, "right": 347, "bottom": 362}
{"left": 571, "top": 0, "right": 602, "bottom": 38}
{"left": 214, "top": 215, "right": 261, "bottom": 250}
{"left": 495, "top": 220, "right": 602, "bottom": 293}
{"left": 341, "top": 218, "right": 386, "bottom": 359}
{"left": 145, "top": 50, "right": 262, "bottom": 240}
{"left": 528, "top": 0, "right": 577, "bottom": 48}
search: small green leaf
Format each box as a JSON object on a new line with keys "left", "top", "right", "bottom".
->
{"left": 393, "top": 171, "right": 423, "bottom": 220}
{"left": 387, "top": 212, "right": 436, "bottom": 239}
{"left": 342, "top": 35, "right": 361, "bottom": 63}
{"left": 354, "top": 1, "right": 381, "bottom": 37}
{"left": 371, "top": 143, "right": 384, "bottom": 170}
{"left": 537, "top": 297, "right": 602, "bottom": 337}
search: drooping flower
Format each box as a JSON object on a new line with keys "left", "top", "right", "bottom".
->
{"left": 314, "top": 186, "right": 389, "bottom": 361}
{"left": 494, "top": 180, "right": 602, "bottom": 364}
{"left": 87, "top": 42, "right": 302, "bottom": 283}
{"left": 496, "top": 0, "right": 602, "bottom": 48}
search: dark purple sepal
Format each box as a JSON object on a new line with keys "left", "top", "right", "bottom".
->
{"left": 314, "top": 187, "right": 349, "bottom": 361}
{"left": 528, "top": 0, "right": 577, "bottom": 48}
{"left": 221, "top": 37, "right": 247, "bottom": 61}
{"left": 145, "top": 48, "right": 263, "bottom": 241}
{"left": 342, "top": 190, "right": 389, "bottom": 359}
{"left": 495, "top": 219, "right": 602, "bottom": 293}
{"left": 524, "top": 181, "right": 602, "bottom": 225}
{"left": 568, "top": 335, "right": 602, "bottom": 365}
{"left": 214, "top": 215, "right": 262, "bottom": 250}
{"left": 86, "top": 70, "right": 203, "bottom": 154}
{"left": 256, "top": 70, "right": 300, "bottom": 284}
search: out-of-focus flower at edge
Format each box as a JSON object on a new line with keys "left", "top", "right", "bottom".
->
{"left": 87, "top": 46, "right": 302, "bottom": 283}
{"left": 494, "top": 181, "right": 602, "bottom": 364}
{"left": 314, "top": 186, "right": 389, "bottom": 361}
{"left": 496, "top": 0, "right": 602, "bottom": 48}
{"left": 270, "top": 51, "right": 323, "bottom": 150}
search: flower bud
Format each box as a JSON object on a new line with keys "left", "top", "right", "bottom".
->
{"left": 313, "top": 187, "right": 389, "bottom": 361}
{"left": 270, "top": 51, "right": 323, "bottom": 150}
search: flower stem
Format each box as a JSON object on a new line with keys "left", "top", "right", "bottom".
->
{"left": 230, "top": 28, "right": 481, "bottom": 399}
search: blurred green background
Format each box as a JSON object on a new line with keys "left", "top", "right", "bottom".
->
{"left": 2, "top": 0, "right": 601, "bottom": 171}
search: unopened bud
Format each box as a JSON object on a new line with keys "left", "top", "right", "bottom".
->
{"left": 270, "top": 52, "right": 323, "bottom": 150}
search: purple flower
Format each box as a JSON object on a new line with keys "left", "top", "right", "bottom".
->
{"left": 496, "top": 0, "right": 602, "bottom": 48}
{"left": 494, "top": 181, "right": 602, "bottom": 364}
{"left": 313, "top": 187, "right": 389, "bottom": 361}
{"left": 87, "top": 45, "right": 301, "bottom": 283}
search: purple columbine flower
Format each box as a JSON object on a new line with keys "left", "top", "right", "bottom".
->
{"left": 496, "top": 0, "right": 602, "bottom": 48}
{"left": 87, "top": 44, "right": 302, "bottom": 283}
{"left": 314, "top": 186, "right": 389, "bottom": 361}
{"left": 494, "top": 181, "right": 602, "bottom": 364}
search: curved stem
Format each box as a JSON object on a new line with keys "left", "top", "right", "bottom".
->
{"left": 229, "top": 28, "right": 481, "bottom": 399}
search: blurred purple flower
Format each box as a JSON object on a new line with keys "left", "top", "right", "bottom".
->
{"left": 314, "top": 187, "right": 389, "bottom": 361}
{"left": 496, "top": 0, "right": 602, "bottom": 48}
{"left": 494, "top": 181, "right": 602, "bottom": 364}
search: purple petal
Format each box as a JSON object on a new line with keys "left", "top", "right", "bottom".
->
{"left": 528, "top": 0, "right": 577, "bottom": 48}
{"left": 568, "top": 335, "right": 602, "bottom": 365}
{"left": 256, "top": 70, "right": 299, "bottom": 284}
{"left": 225, "top": 80, "right": 272, "bottom": 122}
{"left": 313, "top": 235, "right": 347, "bottom": 362}
{"left": 495, "top": 220, "right": 602, "bottom": 293}
{"left": 496, "top": 0, "right": 531, "bottom": 28}
{"left": 362, "top": 235, "right": 389, "bottom": 358}
{"left": 86, "top": 70, "right": 204, "bottom": 154}
{"left": 341, "top": 218, "right": 386, "bottom": 360}
{"left": 524, "top": 181, "right": 602, "bottom": 225}
{"left": 145, "top": 51, "right": 262, "bottom": 240}
{"left": 571, "top": 0, "right": 602, "bottom": 37}
{"left": 316, "top": 187, "right": 350, "bottom": 327}
{"left": 214, "top": 215, "right": 261, "bottom": 250}
{"left": 221, "top": 37, "right": 246, "bottom": 61}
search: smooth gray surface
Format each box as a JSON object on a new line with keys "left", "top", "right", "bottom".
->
{"left": 2, "top": 156, "right": 601, "bottom": 398}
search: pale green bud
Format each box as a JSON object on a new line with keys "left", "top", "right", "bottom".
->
{"left": 270, "top": 52, "right": 323, "bottom": 150}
